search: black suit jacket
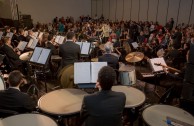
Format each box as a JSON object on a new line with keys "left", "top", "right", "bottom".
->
{"left": 0, "top": 88, "right": 35, "bottom": 113}
{"left": 99, "top": 54, "right": 119, "bottom": 69}
{"left": 59, "top": 41, "right": 80, "bottom": 68}
{"left": 172, "top": 32, "right": 182, "bottom": 49}
{"left": 0, "top": 44, "right": 22, "bottom": 67}
{"left": 80, "top": 90, "right": 126, "bottom": 126}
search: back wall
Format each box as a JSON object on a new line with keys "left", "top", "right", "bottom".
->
{"left": 17, "top": 0, "right": 91, "bottom": 24}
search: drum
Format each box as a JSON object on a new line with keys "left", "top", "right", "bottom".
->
{"left": 119, "top": 64, "right": 136, "bottom": 85}
{"left": 19, "top": 51, "right": 33, "bottom": 61}
{"left": 0, "top": 114, "right": 58, "bottom": 126}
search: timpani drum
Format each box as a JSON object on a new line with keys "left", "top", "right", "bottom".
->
{"left": 0, "top": 114, "right": 58, "bottom": 126}
{"left": 142, "top": 105, "right": 194, "bottom": 126}
{"left": 19, "top": 51, "right": 33, "bottom": 61}
{"left": 119, "top": 64, "right": 136, "bottom": 86}
{"left": 38, "top": 89, "right": 87, "bottom": 116}
{"left": 112, "top": 86, "right": 146, "bottom": 108}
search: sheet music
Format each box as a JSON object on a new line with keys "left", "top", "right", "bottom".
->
{"left": 81, "top": 42, "right": 90, "bottom": 55}
{"left": 74, "top": 62, "right": 91, "bottom": 84}
{"left": 58, "top": 36, "right": 65, "bottom": 44}
{"left": 149, "top": 57, "right": 167, "bottom": 72}
{"left": 55, "top": 36, "right": 60, "bottom": 43}
{"left": 27, "top": 39, "right": 33, "bottom": 48}
{"left": 6, "top": 32, "right": 13, "bottom": 39}
{"left": 75, "top": 42, "right": 83, "bottom": 49}
{"left": 91, "top": 62, "right": 107, "bottom": 83}
{"left": 38, "top": 32, "right": 43, "bottom": 39}
{"left": 33, "top": 32, "right": 38, "bottom": 38}
{"left": 30, "top": 47, "right": 42, "bottom": 62}
{"left": 30, "top": 39, "right": 38, "bottom": 49}
{"left": 17, "top": 41, "right": 28, "bottom": 51}
{"left": 27, "top": 39, "right": 38, "bottom": 49}
{"left": 37, "top": 48, "right": 51, "bottom": 64}
{"left": 0, "top": 32, "right": 3, "bottom": 40}
{"left": 131, "top": 42, "right": 139, "bottom": 49}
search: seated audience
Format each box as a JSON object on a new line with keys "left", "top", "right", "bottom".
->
{"left": 80, "top": 66, "right": 126, "bottom": 126}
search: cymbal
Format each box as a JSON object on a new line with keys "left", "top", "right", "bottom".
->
{"left": 125, "top": 52, "right": 144, "bottom": 63}
{"left": 19, "top": 51, "right": 33, "bottom": 61}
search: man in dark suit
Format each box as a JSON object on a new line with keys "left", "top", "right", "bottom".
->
{"left": 59, "top": 32, "right": 80, "bottom": 68}
{"left": 80, "top": 66, "right": 126, "bottom": 126}
{"left": 99, "top": 44, "right": 119, "bottom": 69}
{"left": 0, "top": 70, "right": 35, "bottom": 113}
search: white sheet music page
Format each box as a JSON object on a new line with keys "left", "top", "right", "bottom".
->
{"left": 27, "top": 39, "right": 33, "bottom": 48}
{"left": 38, "top": 32, "right": 43, "bottom": 39}
{"left": 149, "top": 57, "right": 167, "bottom": 72}
{"left": 91, "top": 62, "right": 107, "bottom": 83}
{"left": 30, "top": 47, "right": 42, "bottom": 63}
{"left": 58, "top": 36, "right": 65, "bottom": 44}
{"left": 17, "top": 41, "right": 27, "bottom": 51}
{"left": 30, "top": 39, "right": 38, "bottom": 49}
{"left": 55, "top": 36, "right": 60, "bottom": 43}
{"left": 75, "top": 42, "right": 83, "bottom": 49}
{"left": 74, "top": 62, "right": 91, "bottom": 84}
{"left": 37, "top": 48, "right": 51, "bottom": 64}
{"left": 131, "top": 42, "right": 139, "bottom": 49}
{"left": 0, "top": 31, "right": 3, "bottom": 39}
{"left": 81, "top": 42, "right": 90, "bottom": 55}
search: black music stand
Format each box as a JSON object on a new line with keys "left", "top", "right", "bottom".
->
{"left": 27, "top": 47, "right": 51, "bottom": 96}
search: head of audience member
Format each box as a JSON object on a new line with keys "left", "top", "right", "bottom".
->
{"left": 96, "top": 66, "right": 116, "bottom": 91}
{"left": 8, "top": 70, "right": 25, "bottom": 88}
{"left": 66, "top": 32, "right": 76, "bottom": 42}
{"left": 3, "top": 37, "right": 11, "bottom": 45}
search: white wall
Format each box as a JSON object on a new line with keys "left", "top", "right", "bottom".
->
{"left": 0, "top": 0, "right": 12, "bottom": 19}
{"left": 92, "top": 0, "right": 194, "bottom": 25}
{"left": 17, "top": 0, "right": 91, "bottom": 24}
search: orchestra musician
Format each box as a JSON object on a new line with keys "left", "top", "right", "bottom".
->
{"left": 17, "top": 28, "right": 26, "bottom": 42}
{"left": 59, "top": 32, "right": 80, "bottom": 68}
{"left": 45, "top": 34, "right": 58, "bottom": 55}
{"left": 0, "top": 37, "right": 25, "bottom": 72}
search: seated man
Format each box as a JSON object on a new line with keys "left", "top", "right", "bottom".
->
{"left": 80, "top": 66, "right": 126, "bottom": 126}
{"left": 98, "top": 43, "right": 119, "bottom": 69}
{"left": 0, "top": 70, "right": 35, "bottom": 113}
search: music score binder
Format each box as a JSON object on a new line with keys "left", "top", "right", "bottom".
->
{"left": 27, "top": 38, "right": 38, "bottom": 49}
{"left": 131, "top": 42, "right": 139, "bottom": 49}
{"left": 75, "top": 42, "right": 91, "bottom": 55}
{"left": 148, "top": 57, "right": 167, "bottom": 72}
{"left": 6, "top": 32, "right": 14, "bottom": 39}
{"left": 38, "top": 32, "right": 43, "bottom": 39}
{"left": 55, "top": 35, "right": 65, "bottom": 44}
{"left": 74, "top": 62, "right": 107, "bottom": 84}
{"left": 29, "top": 47, "right": 51, "bottom": 65}
{"left": 17, "top": 41, "right": 28, "bottom": 51}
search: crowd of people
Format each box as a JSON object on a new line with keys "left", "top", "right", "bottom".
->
{"left": 0, "top": 14, "right": 193, "bottom": 125}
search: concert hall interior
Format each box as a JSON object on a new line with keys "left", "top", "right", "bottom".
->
{"left": 0, "top": 0, "right": 194, "bottom": 126}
